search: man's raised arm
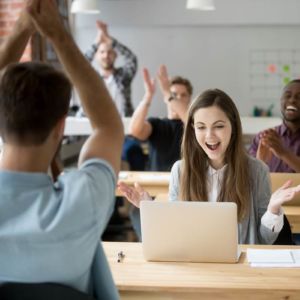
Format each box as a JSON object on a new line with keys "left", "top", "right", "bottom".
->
{"left": 0, "top": 7, "right": 34, "bottom": 71}
{"left": 27, "top": 0, "right": 124, "bottom": 175}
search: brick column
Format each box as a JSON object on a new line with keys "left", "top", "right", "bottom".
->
{"left": 0, "top": 0, "right": 31, "bottom": 61}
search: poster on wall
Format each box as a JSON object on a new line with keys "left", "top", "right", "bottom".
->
{"left": 249, "top": 49, "right": 300, "bottom": 116}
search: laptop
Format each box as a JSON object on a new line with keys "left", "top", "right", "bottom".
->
{"left": 270, "top": 173, "right": 300, "bottom": 206}
{"left": 140, "top": 201, "right": 240, "bottom": 263}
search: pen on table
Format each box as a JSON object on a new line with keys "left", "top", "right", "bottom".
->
{"left": 117, "top": 251, "right": 125, "bottom": 263}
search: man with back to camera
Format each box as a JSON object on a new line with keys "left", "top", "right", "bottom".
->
{"left": 249, "top": 79, "right": 300, "bottom": 173}
{"left": 0, "top": 0, "right": 123, "bottom": 299}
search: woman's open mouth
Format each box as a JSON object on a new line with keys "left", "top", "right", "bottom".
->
{"left": 206, "top": 142, "right": 220, "bottom": 151}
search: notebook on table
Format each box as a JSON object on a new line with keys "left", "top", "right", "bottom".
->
{"left": 140, "top": 201, "right": 240, "bottom": 263}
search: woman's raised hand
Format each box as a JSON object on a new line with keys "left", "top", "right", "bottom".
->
{"left": 118, "top": 181, "right": 152, "bottom": 208}
{"left": 268, "top": 180, "right": 300, "bottom": 214}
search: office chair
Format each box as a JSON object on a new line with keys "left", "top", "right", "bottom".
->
{"left": 273, "top": 214, "right": 294, "bottom": 245}
{"left": 0, "top": 282, "right": 95, "bottom": 300}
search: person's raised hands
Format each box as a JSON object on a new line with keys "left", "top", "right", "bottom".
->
{"left": 143, "top": 68, "right": 155, "bottom": 101}
{"left": 157, "top": 64, "right": 171, "bottom": 102}
{"left": 19, "top": 0, "right": 35, "bottom": 34}
{"left": 95, "top": 20, "right": 112, "bottom": 45}
{"left": 118, "top": 182, "right": 152, "bottom": 208}
{"left": 26, "top": 0, "right": 64, "bottom": 40}
{"left": 260, "top": 129, "right": 287, "bottom": 160}
{"left": 268, "top": 180, "right": 300, "bottom": 214}
{"left": 257, "top": 139, "right": 272, "bottom": 164}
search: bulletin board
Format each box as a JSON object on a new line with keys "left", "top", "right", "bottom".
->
{"left": 249, "top": 49, "right": 300, "bottom": 108}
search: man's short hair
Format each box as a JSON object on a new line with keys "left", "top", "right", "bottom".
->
{"left": 287, "top": 79, "right": 300, "bottom": 86}
{"left": 0, "top": 62, "right": 71, "bottom": 145}
{"left": 170, "top": 76, "right": 193, "bottom": 96}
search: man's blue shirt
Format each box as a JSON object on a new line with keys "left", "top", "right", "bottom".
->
{"left": 0, "top": 158, "right": 119, "bottom": 299}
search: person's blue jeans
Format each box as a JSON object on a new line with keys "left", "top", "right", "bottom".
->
{"left": 122, "top": 136, "right": 147, "bottom": 171}
{"left": 121, "top": 136, "right": 146, "bottom": 240}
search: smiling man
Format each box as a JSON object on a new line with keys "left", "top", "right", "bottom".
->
{"left": 249, "top": 79, "right": 300, "bottom": 172}
{"left": 83, "top": 20, "right": 137, "bottom": 117}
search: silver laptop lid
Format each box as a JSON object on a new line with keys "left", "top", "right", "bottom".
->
{"left": 140, "top": 201, "right": 238, "bottom": 263}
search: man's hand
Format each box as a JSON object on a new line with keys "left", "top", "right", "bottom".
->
{"left": 27, "top": 0, "right": 65, "bottom": 40}
{"left": 19, "top": 1, "right": 35, "bottom": 34}
{"left": 128, "top": 67, "right": 154, "bottom": 141}
{"left": 157, "top": 64, "right": 171, "bottom": 102}
{"left": 95, "top": 20, "right": 112, "bottom": 45}
{"left": 257, "top": 139, "right": 272, "bottom": 163}
{"left": 143, "top": 68, "right": 155, "bottom": 102}
{"left": 0, "top": 0, "right": 35, "bottom": 71}
{"left": 260, "top": 129, "right": 287, "bottom": 159}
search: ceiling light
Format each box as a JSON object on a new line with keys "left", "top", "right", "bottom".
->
{"left": 71, "top": 0, "right": 100, "bottom": 14}
{"left": 186, "top": 0, "right": 216, "bottom": 11}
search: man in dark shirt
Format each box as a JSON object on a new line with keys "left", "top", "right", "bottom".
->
{"left": 128, "top": 66, "right": 193, "bottom": 239}
{"left": 249, "top": 80, "right": 300, "bottom": 173}
{"left": 129, "top": 65, "right": 193, "bottom": 171}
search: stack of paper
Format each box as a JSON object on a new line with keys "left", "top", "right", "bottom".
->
{"left": 138, "top": 174, "right": 170, "bottom": 182}
{"left": 118, "top": 173, "right": 170, "bottom": 182}
{"left": 118, "top": 172, "right": 129, "bottom": 180}
{"left": 247, "top": 248, "right": 300, "bottom": 267}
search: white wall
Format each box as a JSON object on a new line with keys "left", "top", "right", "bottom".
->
{"left": 73, "top": 0, "right": 300, "bottom": 117}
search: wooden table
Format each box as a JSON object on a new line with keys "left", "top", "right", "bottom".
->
{"left": 116, "top": 171, "right": 170, "bottom": 197}
{"left": 103, "top": 242, "right": 300, "bottom": 300}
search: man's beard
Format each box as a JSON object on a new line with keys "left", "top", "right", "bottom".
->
{"left": 101, "top": 62, "right": 114, "bottom": 71}
{"left": 283, "top": 112, "right": 300, "bottom": 123}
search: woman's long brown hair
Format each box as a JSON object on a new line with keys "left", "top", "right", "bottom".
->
{"left": 179, "top": 89, "right": 251, "bottom": 221}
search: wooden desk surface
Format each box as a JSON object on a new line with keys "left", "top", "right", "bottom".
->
{"left": 116, "top": 171, "right": 170, "bottom": 197}
{"left": 103, "top": 242, "right": 300, "bottom": 300}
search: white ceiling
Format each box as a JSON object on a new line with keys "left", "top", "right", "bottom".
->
{"left": 75, "top": 0, "right": 300, "bottom": 27}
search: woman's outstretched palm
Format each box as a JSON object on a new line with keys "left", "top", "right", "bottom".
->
{"left": 268, "top": 180, "right": 300, "bottom": 214}
{"left": 118, "top": 182, "right": 152, "bottom": 208}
